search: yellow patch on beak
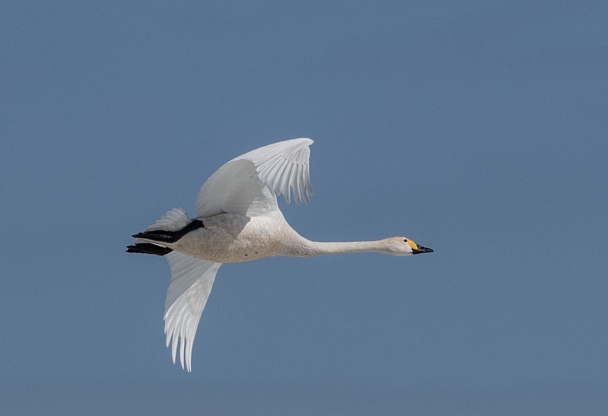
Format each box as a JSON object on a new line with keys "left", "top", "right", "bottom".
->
{"left": 406, "top": 239, "right": 419, "bottom": 251}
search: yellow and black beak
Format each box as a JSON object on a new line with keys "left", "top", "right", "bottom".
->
{"left": 412, "top": 245, "right": 433, "bottom": 254}
{"left": 407, "top": 239, "right": 434, "bottom": 255}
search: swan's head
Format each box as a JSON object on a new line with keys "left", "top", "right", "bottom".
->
{"left": 383, "top": 237, "right": 434, "bottom": 256}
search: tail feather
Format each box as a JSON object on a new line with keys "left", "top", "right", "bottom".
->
{"left": 127, "top": 208, "right": 203, "bottom": 254}
{"left": 147, "top": 208, "right": 191, "bottom": 232}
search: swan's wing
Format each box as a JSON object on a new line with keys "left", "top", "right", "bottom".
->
{"left": 233, "top": 138, "right": 314, "bottom": 205}
{"left": 163, "top": 251, "right": 222, "bottom": 372}
{"left": 196, "top": 138, "right": 313, "bottom": 217}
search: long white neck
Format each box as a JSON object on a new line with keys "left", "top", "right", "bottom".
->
{"left": 283, "top": 235, "right": 393, "bottom": 257}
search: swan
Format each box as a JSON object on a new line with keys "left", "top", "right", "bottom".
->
{"left": 127, "top": 138, "right": 433, "bottom": 371}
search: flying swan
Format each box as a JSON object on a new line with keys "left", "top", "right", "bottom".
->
{"left": 127, "top": 138, "right": 433, "bottom": 371}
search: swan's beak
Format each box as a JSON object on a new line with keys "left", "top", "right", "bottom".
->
{"left": 412, "top": 245, "right": 433, "bottom": 255}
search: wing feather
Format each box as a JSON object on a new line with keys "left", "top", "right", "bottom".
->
{"left": 196, "top": 138, "right": 313, "bottom": 217}
{"left": 275, "top": 158, "right": 291, "bottom": 203}
{"left": 292, "top": 164, "right": 302, "bottom": 204}
{"left": 163, "top": 251, "right": 221, "bottom": 372}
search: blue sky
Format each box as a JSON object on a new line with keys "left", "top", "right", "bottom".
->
{"left": 1, "top": 1, "right": 607, "bottom": 414}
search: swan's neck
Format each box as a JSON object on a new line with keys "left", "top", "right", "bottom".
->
{"left": 285, "top": 236, "right": 391, "bottom": 257}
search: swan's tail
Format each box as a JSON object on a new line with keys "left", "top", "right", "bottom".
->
{"left": 127, "top": 208, "right": 203, "bottom": 255}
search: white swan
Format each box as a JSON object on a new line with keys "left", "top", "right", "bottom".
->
{"left": 128, "top": 138, "right": 432, "bottom": 371}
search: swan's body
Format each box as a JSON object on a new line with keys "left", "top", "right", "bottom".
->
{"left": 128, "top": 138, "right": 432, "bottom": 371}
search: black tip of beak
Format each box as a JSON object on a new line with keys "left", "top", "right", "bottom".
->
{"left": 413, "top": 245, "right": 433, "bottom": 254}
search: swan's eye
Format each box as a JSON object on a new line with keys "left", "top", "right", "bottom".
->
{"left": 403, "top": 239, "right": 407, "bottom": 243}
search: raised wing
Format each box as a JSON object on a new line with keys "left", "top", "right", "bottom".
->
{"left": 164, "top": 251, "right": 221, "bottom": 372}
{"left": 196, "top": 138, "right": 313, "bottom": 217}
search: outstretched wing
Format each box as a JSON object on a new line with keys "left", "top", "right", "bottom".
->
{"left": 163, "top": 251, "right": 222, "bottom": 372}
{"left": 196, "top": 138, "right": 313, "bottom": 217}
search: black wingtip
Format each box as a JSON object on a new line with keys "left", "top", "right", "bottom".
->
{"left": 126, "top": 243, "right": 173, "bottom": 256}
{"left": 131, "top": 219, "right": 204, "bottom": 243}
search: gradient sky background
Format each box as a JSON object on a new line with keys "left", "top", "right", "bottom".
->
{"left": 2, "top": 1, "right": 607, "bottom": 415}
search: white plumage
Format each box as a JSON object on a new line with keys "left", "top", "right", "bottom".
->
{"left": 128, "top": 138, "right": 432, "bottom": 371}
